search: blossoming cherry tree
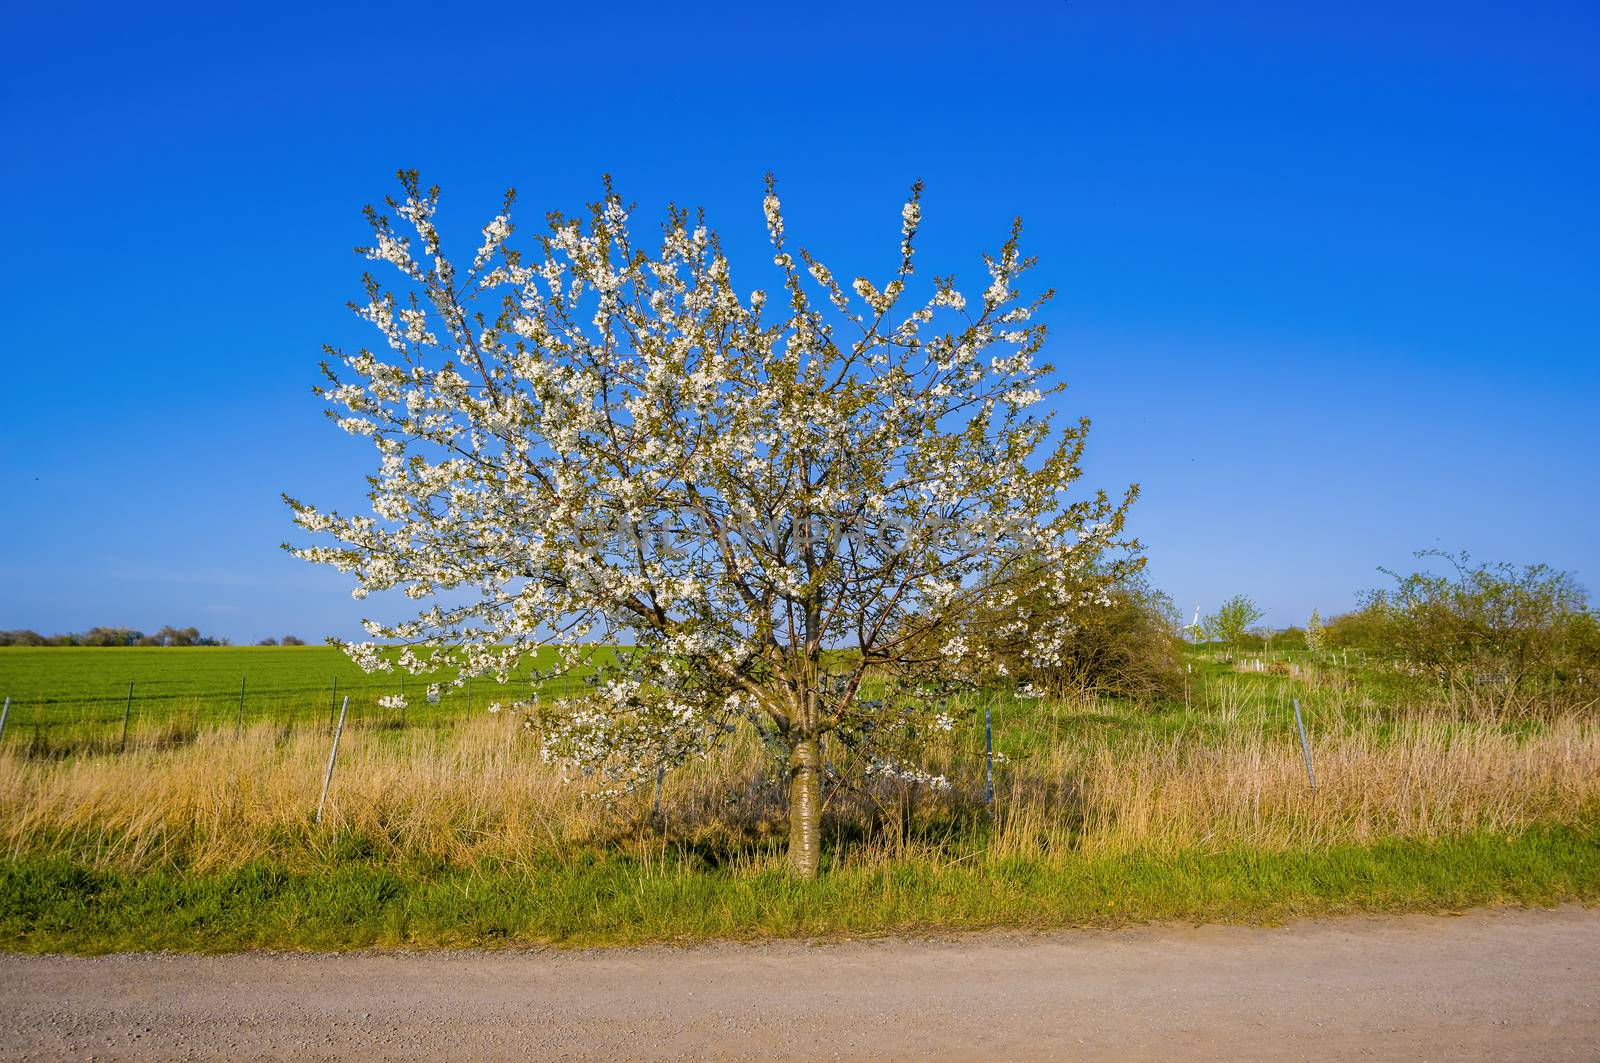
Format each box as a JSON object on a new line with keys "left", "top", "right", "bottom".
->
{"left": 287, "top": 172, "right": 1135, "bottom": 877}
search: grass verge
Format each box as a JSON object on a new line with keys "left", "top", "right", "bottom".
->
{"left": 4, "top": 823, "right": 1596, "bottom": 954}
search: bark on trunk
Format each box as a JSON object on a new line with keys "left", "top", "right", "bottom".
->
{"left": 787, "top": 735, "right": 822, "bottom": 879}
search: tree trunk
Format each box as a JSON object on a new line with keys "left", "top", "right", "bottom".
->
{"left": 787, "top": 734, "right": 822, "bottom": 879}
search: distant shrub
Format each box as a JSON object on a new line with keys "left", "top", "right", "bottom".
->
{"left": 132, "top": 626, "right": 227, "bottom": 647}
{"left": 137, "top": 626, "right": 201, "bottom": 647}
{"left": 281, "top": 635, "right": 306, "bottom": 646}
{"left": 1345, "top": 551, "right": 1599, "bottom": 714}
{"left": 1274, "top": 626, "right": 1308, "bottom": 651}
{"left": 79, "top": 626, "right": 144, "bottom": 647}
{"left": 1204, "top": 595, "right": 1264, "bottom": 655}
{"left": 1306, "top": 610, "right": 1328, "bottom": 654}
{"left": 1324, "top": 607, "right": 1388, "bottom": 651}
{"left": 966, "top": 567, "right": 1184, "bottom": 704}
{"left": 1237, "top": 626, "right": 1306, "bottom": 653}
{"left": 2, "top": 625, "right": 229, "bottom": 647}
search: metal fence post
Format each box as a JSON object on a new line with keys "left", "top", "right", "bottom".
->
{"left": 120, "top": 681, "right": 134, "bottom": 751}
{"left": 985, "top": 698, "right": 995, "bottom": 823}
{"left": 0, "top": 697, "right": 10, "bottom": 743}
{"left": 236, "top": 677, "right": 246, "bottom": 735}
{"left": 1292, "top": 698, "right": 1317, "bottom": 791}
{"left": 316, "top": 696, "right": 350, "bottom": 824}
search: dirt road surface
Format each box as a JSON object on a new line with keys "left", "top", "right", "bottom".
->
{"left": 1, "top": 906, "right": 1596, "bottom": 1061}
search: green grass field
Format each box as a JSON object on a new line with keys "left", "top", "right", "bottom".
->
{"left": 0, "top": 645, "right": 595, "bottom": 746}
{"left": 0, "top": 643, "right": 1393, "bottom": 747}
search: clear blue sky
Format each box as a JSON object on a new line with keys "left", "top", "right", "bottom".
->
{"left": 2, "top": 1, "right": 1595, "bottom": 642}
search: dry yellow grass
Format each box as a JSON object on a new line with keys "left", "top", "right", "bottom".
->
{"left": 1007, "top": 717, "right": 1600, "bottom": 858}
{"left": 4, "top": 700, "right": 1597, "bottom": 875}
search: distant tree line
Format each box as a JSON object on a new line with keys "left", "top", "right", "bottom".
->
{"left": 0, "top": 627, "right": 307, "bottom": 647}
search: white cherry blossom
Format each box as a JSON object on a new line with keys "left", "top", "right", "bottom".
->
{"left": 286, "top": 170, "right": 1138, "bottom": 878}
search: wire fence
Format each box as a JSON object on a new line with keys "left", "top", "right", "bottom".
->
{"left": 0, "top": 670, "right": 594, "bottom": 754}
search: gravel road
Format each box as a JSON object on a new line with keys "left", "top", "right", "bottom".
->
{"left": 1, "top": 906, "right": 1596, "bottom": 1061}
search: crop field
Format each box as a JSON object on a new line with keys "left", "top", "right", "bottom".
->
{"left": 0, "top": 642, "right": 1444, "bottom": 757}
{"left": 0, "top": 646, "right": 599, "bottom": 749}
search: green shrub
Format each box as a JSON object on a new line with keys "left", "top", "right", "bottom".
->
{"left": 1204, "top": 595, "right": 1264, "bottom": 656}
{"left": 1342, "top": 551, "right": 1599, "bottom": 714}
{"left": 970, "top": 568, "right": 1184, "bottom": 704}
